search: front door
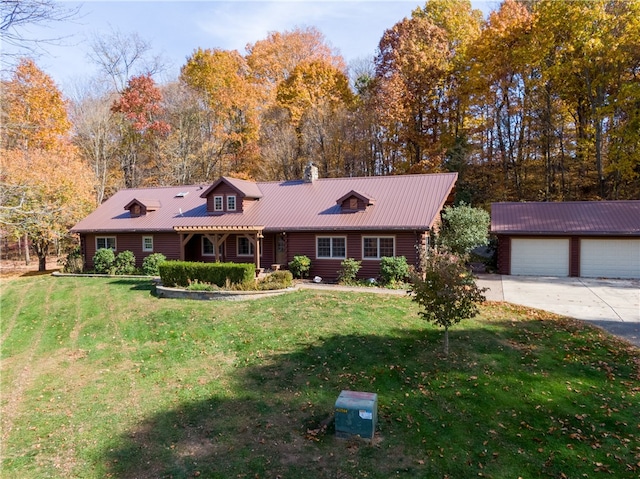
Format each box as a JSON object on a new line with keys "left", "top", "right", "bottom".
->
{"left": 276, "top": 234, "right": 287, "bottom": 266}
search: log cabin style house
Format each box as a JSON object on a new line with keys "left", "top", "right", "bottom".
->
{"left": 71, "top": 165, "right": 458, "bottom": 280}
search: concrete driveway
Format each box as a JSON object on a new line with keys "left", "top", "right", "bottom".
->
{"left": 477, "top": 275, "right": 640, "bottom": 347}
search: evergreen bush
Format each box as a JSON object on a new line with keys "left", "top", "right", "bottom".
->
{"left": 380, "top": 256, "right": 409, "bottom": 285}
{"left": 288, "top": 255, "right": 311, "bottom": 279}
{"left": 337, "top": 258, "right": 361, "bottom": 285}
{"left": 93, "top": 248, "right": 115, "bottom": 274}
{"left": 142, "top": 253, "right": 166, "bottom": 276}
{"left": 114, "top": 250, "right": 136, "bottom": 275}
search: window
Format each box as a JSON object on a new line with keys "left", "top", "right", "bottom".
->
{"left": 131, "top": 204, "right": 140, "bottom": 216}
{"left": 202, "top": 236, "right": 223, "bottom": 256}
{"left": 227, "top": 195, "right": 236, "bottom": 211}
{"left": 213, "top": 195, "right": 223, "bottom": 211}
{"left": 96, "top": 236, "right": 116, "bottom": 251}
{"left": 316, "top": 236, "right": 346, "bottom": 259}
{"left": 237, "top": 236, "right": 254, "bottom": 256}
{"left": 142, "top": 236, "right": 153, "bottom": 252}
{"left": 363, "top": 236, "right": 395, "bottom": 259}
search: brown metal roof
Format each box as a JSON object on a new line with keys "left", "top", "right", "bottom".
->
{"left": 491, "top": 201, "right": 640, "bottom": 236}
{"left": 71, "top": 173, "right": 457, "bottom": 234}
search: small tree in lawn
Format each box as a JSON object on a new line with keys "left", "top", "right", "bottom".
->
{"left": 410, "top": 250, "right": 486, "bottom": 355}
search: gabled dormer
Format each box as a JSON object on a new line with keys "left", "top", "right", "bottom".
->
{"left": 336, "top": 190, "right": 375, "bottom": 213}
{"left": 200, "top": 177, "right": 263, "bottom": 214}
{"left": 124, "top": 198, "right": 161, "bottom": 217}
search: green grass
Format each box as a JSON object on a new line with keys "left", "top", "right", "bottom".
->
{"left": 1, "top": 275, "right": 639, "bottom": 478}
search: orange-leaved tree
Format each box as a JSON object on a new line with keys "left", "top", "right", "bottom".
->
{"left": 1, "top": 58, "right": 95, "bottom": 270}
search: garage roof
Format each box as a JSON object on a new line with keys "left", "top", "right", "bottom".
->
{"left": 491, "top": 201, "right": 640, "bottom": 236}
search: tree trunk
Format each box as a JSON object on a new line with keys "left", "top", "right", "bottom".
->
{"left": 38, "top": 254, "right": 47, "bottom": 272}
{"left": 24, "top": 233, "right": 30, "bottom": 265}
{"left": 443, "top": 326, "right": 449, "bottom": 356}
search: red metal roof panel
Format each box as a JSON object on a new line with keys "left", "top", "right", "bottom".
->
{"left": 72, "top": 173, "right": 458, "bottom": 234}
{"left": 491, "top": 201, "right": 640, "bottom": 235}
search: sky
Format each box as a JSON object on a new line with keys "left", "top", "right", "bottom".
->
{"left": 3, "top": 0, "right": 496, "bottom": 94}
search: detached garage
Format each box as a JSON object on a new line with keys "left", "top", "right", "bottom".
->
{"left": 491, "top": 201, "right": 640, "bottom": 279}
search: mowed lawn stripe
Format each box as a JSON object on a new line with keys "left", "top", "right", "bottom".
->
{"left": 0, "top": 276, "right": 638, "bottom": 479}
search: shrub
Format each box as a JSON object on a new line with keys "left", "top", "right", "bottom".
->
{"left": 288, "top": 255, "right": 311, "bottom": 279}
{"left": 114, "top": 250, "right": 136, "bottom": 275}
{"left": 438, "top": 202, "right": 490, "bottom": 256}
{"left": 337, "top": 258, "right": 361, "bottom": 285}
{"left": 93, "top": 248, "right": 115, "bottom": 274}
{"left": 60, "top": 247, "right": 84, "bottom": 273}
{"left": 142, "top": 253, "right": 166, "bottom": 276}
{"left": 185, "top": 280, "right": 218, "bottom": 291}
{"left": 159, "top": 261, "right": 255, "bottom": 287}
{"left": 380, "top": 256, "right": 409, "bottom": 285}
{"left": 258, "top": 270, "right": 293, "bottom": 290}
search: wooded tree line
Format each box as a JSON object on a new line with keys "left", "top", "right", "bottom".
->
{"left": 2, "top": 0, "right": 639, "bottom": 257}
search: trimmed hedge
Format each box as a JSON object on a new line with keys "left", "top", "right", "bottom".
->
{"left": 159, "top": 261, "right": 255, "bottom": 288}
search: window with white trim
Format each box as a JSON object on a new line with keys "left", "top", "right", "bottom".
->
{"left": 316, "top": 236, "right": 346, "bottom": 259}
{"left": 213, "top": 195, "right": 223, "bottom": 211}
{"left": 227, "top": 195, "right": 236, "bottom": 211}
{"left": 96, "top": 236, "right": 116, "bottom": 251}
{"left": 237, "top": 236, "right": 254, "bottom": 256}
{"left": 142, "top": 236, "right": 153, "bottom": 252}
{"left": 363, "top": 236, "right": 395, "bottom": 259}
{"left": 202, "top": 237, "right": 217, "bottom": 256}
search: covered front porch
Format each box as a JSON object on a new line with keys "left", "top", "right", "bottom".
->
{"left": 174, "top": 225, "right": 266, "bottom": 272}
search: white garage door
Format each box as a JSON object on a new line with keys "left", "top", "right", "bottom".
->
{"left": 511, "top": 238, "right": 570, "bottom": 276}
{"left": 580, "top": 239, "right": 640, "bottom": 279}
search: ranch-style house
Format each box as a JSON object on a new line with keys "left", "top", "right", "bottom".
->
{"left": 71, "top": 165, "right": 458, "bottom": 281}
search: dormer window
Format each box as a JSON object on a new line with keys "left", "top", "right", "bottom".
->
{"left": 125, "top": 198, "right": 160, "bottom": 217}
{"left": 336, "top": 190, "right": 375, "bottom": 213}
{"left": 200, "top": 177, "right": 263, "bottom": 214}
{"left": 214, "top": 196, "right": 224, "bottom": 211}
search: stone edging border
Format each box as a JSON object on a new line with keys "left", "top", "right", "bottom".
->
{"left": 52, "top": 272, "right": 300, "bottom": 301}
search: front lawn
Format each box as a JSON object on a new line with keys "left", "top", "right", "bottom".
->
{"left": 1, "top": 276, "right": 638, "bottom": 478}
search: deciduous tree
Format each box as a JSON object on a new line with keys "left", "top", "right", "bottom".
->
{"left": 1, "top": 58, "right": 71, "bottom": 150}
{"left": 181, "top": 48, "right": 260, "bottom": 179}
{"left": 111, "top": 73, "right": 170, "bottom": 187}
{"left": 410, "top": 251, "right": 486, "bottom": 355}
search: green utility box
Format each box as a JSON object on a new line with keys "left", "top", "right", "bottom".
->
{"left": 334, "top": 390, "right": 378, "bottom": 440}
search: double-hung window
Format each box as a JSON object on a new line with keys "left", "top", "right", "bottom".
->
{"left": 202, "top": 237, "right": 217, "bottom": 256}
{"left": 227, "top": 195, "right": 236, "bottom": 211}
{"left": 96, "top": 236, "right": 116, "bottom": 251}
{"left": 316, "top": 236, "right": 346, "bottom": 259}
{"left": 363, "top": 236, "right": 395, "bottom": 259}
{"left": 142, "top": 236, "right": 153, "bottom": 252}
{"left": 213, "top": 195, "right": 224, "bottom": 211}
{"left": 237, "top": 236, "right": 254, "bottom": 256}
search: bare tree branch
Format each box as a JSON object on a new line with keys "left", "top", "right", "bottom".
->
{"left": 0, "top": 0, "right": 82, "bottom": 62}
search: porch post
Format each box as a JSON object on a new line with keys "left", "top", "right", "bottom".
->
{"left": 254, "top": 232, "right": 261, "bottom": 270}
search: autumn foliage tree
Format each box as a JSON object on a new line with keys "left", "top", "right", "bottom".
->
{"left": 111, "top": 73, "right": 170, "bottom": 187}
{"left": 410, "top": 250, "right": 486, "bottom": 355}
{"left": 181, "top": 48, "right": 260, "bottom": 179}
{"left": 1, "top": 58, "right": 94, "bottom": 270}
